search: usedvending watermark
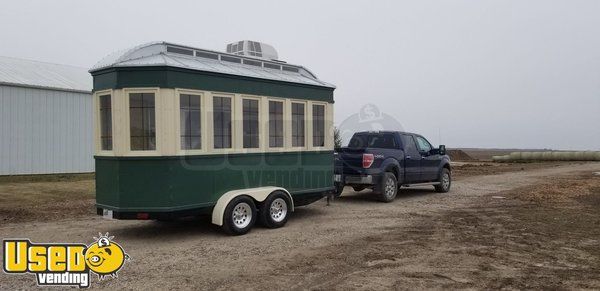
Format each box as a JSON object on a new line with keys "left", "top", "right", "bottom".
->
{"left": 337, "top": 103, "right": 405, "bottom": 146}
{"left": 3, "top": 233, "right": 130, "bottom": 288}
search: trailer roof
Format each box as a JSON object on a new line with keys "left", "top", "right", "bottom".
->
{"left": 90, "top": 42, "right": 335, "bottom": 89}
{"left": 0, "top": 56, "right": 91, "bottom": 93}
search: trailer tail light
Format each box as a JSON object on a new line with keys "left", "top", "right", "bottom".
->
{"left": 362, "top": 154, "right": 374, "bottom": 168}
{"left": 137, "top": 213, "right": 149, "bottom": 220}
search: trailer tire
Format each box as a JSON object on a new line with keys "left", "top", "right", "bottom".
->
{"left": 259, "top": 191, "right": 291, "bottom": 228}
{"left": 376, "top": 172, "right": 398, "bottom": 202}
{"left": 222, "top": 196, "right": 257, "bottom": 235}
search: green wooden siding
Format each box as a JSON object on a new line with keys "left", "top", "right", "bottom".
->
{"left": 95, "top": 151, "right": 334, "bottom": 212}
{"left": 92, "top": 67, "right": 334, "bottom": 102}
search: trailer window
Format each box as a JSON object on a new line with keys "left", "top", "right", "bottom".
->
{"left": 243, "top": 99, "right": 259, "bottom": 148}
{"left": 99, "top": 94, "right": 112, "bottom": 150}
{"left": 213, "top": 96, "right": 232, "bottom": 149}
{"left": 264, "top": 63, "right": 281, "bottom": 70}
{"left": 282, "top": 66, "right": 300, "bottom": 73}
{"left": 180, "top": 94, "right": 201, "bottom": 150}
{"left": 291, "top": 103, "right": 305, "bottom": 147}
{"left": 129, "top": 93, "right": 156, "bottom": 151}
{"left": 312, "top": 104, "right": 325, "bottom": 147}
{"left": 269, "top": 101, "right": 284, "bottom": 148}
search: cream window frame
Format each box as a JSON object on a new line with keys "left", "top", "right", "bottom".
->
{"left": 290, "top": 100, "right": 308, "bottom": 150}
{"left": 105, "top": 87, "right": 332, "bottom": 156}
{"left": 326, "top": 102, "right": 335, "bottom": 150}
{"left": 123, "top": 88, "right": 162, "bottom": 156}
{"left": 210, "top": 93, "right": 236, "bottom": 153}
{"left": 93, "top": 89, "right": 115, "bottom": 156}
{"left": 175, "top": 89, "right": 207, "bottom": 155}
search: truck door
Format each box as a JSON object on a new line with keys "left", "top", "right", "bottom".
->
{"left": 400, "top": 134, "right": 421, "bottom": 183}
{"left": 415, "top": 135, "right": 441, "bottom": 181}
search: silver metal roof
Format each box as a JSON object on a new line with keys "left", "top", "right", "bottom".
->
{"left": 0, "top": 56, "right": 91, "bottom": 93}
{"left": 90, "top": 42, "right": 335, "bottom": 88}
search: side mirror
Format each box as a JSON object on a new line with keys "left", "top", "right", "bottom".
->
{"left": 438, "top": 145, "right": 446, "bottom": 156}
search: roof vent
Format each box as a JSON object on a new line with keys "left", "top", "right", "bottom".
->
{"left": 226, "top": 40, "right": 278, "bottom": 60}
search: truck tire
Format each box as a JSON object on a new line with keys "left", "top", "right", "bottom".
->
{"left": 222, "top": 196, "right": 257, "bottom": 235}
{"left": 435, "top": 168, "right": 451, "bottom": 193}
{"left": 376, "top": 172, "right": 398, "bottom": 202}
{"left": 334, "top": 182, "right": 345, "bottom": 198}
{"left": 259, "top": 191, "right": 290, "bottom": 228}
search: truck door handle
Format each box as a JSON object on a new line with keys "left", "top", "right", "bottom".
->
{"left": 406, "top": 155, "right": 411, "bottom": 160}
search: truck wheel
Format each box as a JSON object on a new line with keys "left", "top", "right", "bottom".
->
{"left": 222, "top": 196, "right": 257, "bottom": 235}
{"left": 259, "top": 191, "right": 291, "bottom": 228}
{"left": 334, "top": 182, "right": 345, "bottom": 198}
{"left": 352, "top": 186, "right": 366, "bottom": 192}
{"left": 377, "top": 172, "right": 398, "bottom": 202}
{"left": 435, "top": 168, "right": 451, "bottom": 193}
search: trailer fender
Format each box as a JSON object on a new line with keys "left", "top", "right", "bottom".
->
{"left": 211, "top": 187, "right": 294, "bottom": 226}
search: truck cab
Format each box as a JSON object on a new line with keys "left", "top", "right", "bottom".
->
{"left": 334, "top": 131, "right": 451, "bottom": 202}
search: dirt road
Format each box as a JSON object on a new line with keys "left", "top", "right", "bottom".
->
{"left": 1, "top": 162, "right": 599, "bottom": 289}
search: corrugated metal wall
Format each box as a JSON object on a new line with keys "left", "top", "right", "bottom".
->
{"left": 0, "top": 85, "right": 94, "bottom": 175}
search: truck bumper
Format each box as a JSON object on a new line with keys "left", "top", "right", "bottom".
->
{"left": 343, "top": 174, "right": 382, "bottom": 185}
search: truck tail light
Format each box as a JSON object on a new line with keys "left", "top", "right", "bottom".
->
{"left": 362, "top": 154, "right": 374, "bottom": 168}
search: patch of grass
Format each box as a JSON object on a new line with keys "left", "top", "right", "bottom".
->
{"left": 0, "top": 177, "right": 95, "bottom": 223}
{"left": 0, "top": 173, "right": 94, "bottom": 184}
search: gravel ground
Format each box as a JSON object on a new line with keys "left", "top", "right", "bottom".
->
{"left": 1, "top": 162, "right": 599, "bottom": 290}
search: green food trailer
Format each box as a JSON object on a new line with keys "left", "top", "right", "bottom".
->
{"left": 90, "top": 41, "right": 335, "bottom": 235}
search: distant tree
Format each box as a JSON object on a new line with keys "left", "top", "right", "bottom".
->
{"left": 334, "top": 127, "right": 342, "bottom": 149}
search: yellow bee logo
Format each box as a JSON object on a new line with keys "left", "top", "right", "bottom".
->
{"left": 84, "top": 233, "right": 130, "bottom": 280}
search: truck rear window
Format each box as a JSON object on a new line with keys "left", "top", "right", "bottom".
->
{"left": 348, "top": 134, "right": 397, "bottom": 149}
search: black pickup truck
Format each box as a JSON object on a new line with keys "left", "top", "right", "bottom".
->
{"left": 334, "top": 131, "right": 451, "bottom": 202}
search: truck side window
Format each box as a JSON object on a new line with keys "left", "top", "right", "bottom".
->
{"left": 415, "top": 136, "right": 433, "bottom": 153}
{"left": 401, "top": 135, "right": 420, "bottom": 156}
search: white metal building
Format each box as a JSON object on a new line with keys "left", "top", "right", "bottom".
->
{"left": 0, "top": 56, "right": 93, "bottom": 175}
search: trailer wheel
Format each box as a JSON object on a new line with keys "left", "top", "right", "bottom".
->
{"left": 259, "top": 191, "right": 290, "bottom": 228}
{"left": 376, "top": 172, "right": 398, "bottom": 202}
{"left": 222, "top": 196, "right": 257, "bottom": 235}
{"left": 435, "top": 168, "right": 451, "bottom": 193}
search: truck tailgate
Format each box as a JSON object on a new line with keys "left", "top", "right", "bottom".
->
{"left": 338, "top": 148, "right": 367, "bottom": 175}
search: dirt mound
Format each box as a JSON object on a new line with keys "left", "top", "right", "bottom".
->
{"left": 447, "top": 149, "right": 475, "bottom": 161}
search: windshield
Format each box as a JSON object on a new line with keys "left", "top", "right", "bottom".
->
{"left": 348, "top": 134, "right": 397, "bottom": 149}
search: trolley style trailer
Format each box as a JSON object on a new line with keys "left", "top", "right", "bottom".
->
{"left": 90, "top": 41, "right": 335, "bottom": 234}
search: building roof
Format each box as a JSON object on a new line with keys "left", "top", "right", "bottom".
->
{"left": 0, "top": 56, "right": 92, "bottom": 93}
{"left": 90, "top": 42, "right": 335, "bottom": 89}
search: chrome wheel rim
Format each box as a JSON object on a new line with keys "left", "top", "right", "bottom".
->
{"left": 232, "top": 202, "right": 252, "bottom": 229}
{"left": 384, "top": 178, "right": 396, "bottom": 197}
{"left": 442, "top": 173, "right": 450, "bottom": 190}
{"left": 269, "top": 198, "right": 288, "bottom": 223}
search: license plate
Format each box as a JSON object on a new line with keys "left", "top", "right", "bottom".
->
{"left": 102, "top": 209, "right": 113, "bottom": 219}
{"left": 334, "top": 174, "right": 342, "bottom": 182}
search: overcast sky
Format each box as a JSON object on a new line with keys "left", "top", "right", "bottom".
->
{"left": 1, "top": 0, "right": 598, "bottom": 150}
